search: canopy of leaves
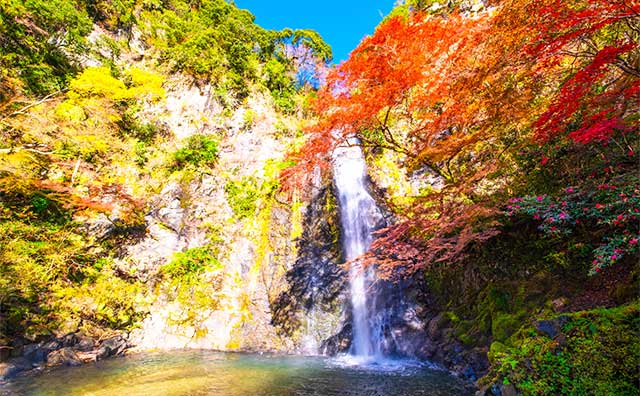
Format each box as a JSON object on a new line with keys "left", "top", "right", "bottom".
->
{"left": 287, "top": 0, "right": 639, "bottom": 278}
{"left": 0, "top": 0, "right": 92, "bottom": 99}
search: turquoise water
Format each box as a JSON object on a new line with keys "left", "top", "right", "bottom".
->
{"left": 1, "top": 351, "right": 473, "bottom": 396}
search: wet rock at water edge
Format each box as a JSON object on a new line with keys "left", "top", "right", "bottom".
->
{"left": 96, "top": 335, "right": 129, "bottom": 360}
{"left": 0, "top": 358, "right": 34, "bottom": 380}
{"left": 0, "top": 342, "right": 11, "bottom": 362}
{"left": 21, "top": 344, "right": 47, "bottom": 364}
{"left": 76, "top": 335, "right": 96, "bottom": 352}
{"left": 46, "top": 348, "right": 82, "bottom": 367}
{"left": 320, "top": 323, "right": 352, "bottom": 355}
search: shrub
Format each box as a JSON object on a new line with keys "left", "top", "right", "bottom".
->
{"left": 171, "top": 134, "right": 219, "bottom": 170}
{"left": 54, "top": 269, "right": 147, "bottom": 331}
{"left": 161, "top": 245, "right": 222, "bottom": 281}
{"left": 507, "top": 177, "right": 640, "bottom": 274}
{"left": 224, "top": 177, "right": 259, "bottom": 219}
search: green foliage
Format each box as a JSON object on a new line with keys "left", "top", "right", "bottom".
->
{"left": 141, "top": 0, "right": 269, "bottom": 94}
{"left": 280, "top": 28, "right": 333, "bottom": 63}
{"left": 0, "top": 211, "right": 145, "bottom": 337}
{"left": 46, "top": 66, "right": 164, "bottom": 163}
{"left": 171, "top": 134, "right": 219, "bottom": 170}
{"left": 264, "top": 58, "right": 296, "bottom": 112}
{"left": 84, "top": 0, "right": 137, "bottom": 32}
{"left": 225, "top": 177, "right": 259, "bottom": 219}
{"left": 136, "top": 0, "right": 331, "bottom": 100}
{"left": 0, "top": 0, "right": 92, "bottom": 96}
{"left": 224, "top": 160, "right": 291, "bottom": 220}
{"left": 161, "top": 245, "right": 222, "bottom": 281}
{"left": 491, "top": 304, "right": 640, "bottom": 395}
{"left": 54, "top": 268, "right": 147, "bottom": 331}
{"left": 159, "top": 243, "right": 225, "bottom": 334}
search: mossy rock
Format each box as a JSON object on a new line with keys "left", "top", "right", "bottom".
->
{"left": 492, "top": 312, "right": 524, "bottom": 343}
{"left": 488, "top": 303, "right": 640, "bottom": 396}
{"left": 487, "top": 341, "right": 509, "bottom": 363}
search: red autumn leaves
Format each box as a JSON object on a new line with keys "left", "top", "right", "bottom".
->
{"left": 287, "top": 0, "right": 639, "bottom": 276}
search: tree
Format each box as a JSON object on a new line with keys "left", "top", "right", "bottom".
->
{"left": 527, "top": 0, "right": 640, "bottom": 146}
{"left": 287, "top": 0, "right": 639, "bottom": 277}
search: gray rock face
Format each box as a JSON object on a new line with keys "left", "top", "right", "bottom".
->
{"left": 153, "top": 183, "right": 186, "bottom": 233}
{"left": 270, "top": 182, "right": 347, "bottom": 351}
{"left": 81, "top": 213, "right": 116, "bottom": 241}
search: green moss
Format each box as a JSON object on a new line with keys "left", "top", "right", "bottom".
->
{"left": 161, "top": 245, "right": 222, "bottom": 281}
{"left": 458, "top": 333, "right": 475, "bottom": 347}
{"left": 492, "top": 312, "right": 524, "bottom": 343}
{"left": 488, "top": 341, "right": 509, "bottom": 363}
{"left": 490, "top": 303, "right": 640, "bottom": 396}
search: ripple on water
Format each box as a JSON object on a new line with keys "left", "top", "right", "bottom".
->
{"left": 1, "top": 351, "right": 473, "bottom": 396}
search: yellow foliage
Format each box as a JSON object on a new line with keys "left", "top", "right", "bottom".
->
{"left": 57, "top": 66, "right": 165, "bottom": 123}
{"left": 290, "top": 198, "right": 304, "bottom": 241}
{"left": 68, "top": 67, "right": 129, "bottom": 100}
{"left": 126, "top": 67, "right": 166, "bottom": 101}
{"left": 54, "top": 101, "right": 86, "bottom": 122}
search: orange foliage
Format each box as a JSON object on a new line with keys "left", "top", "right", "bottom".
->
{"left": 286, "top": 0, "right": 639, "bottom": 277}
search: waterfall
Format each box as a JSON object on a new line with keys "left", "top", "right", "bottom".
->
{"left": 333, "top": 140, "right": 384, "bottom": 359}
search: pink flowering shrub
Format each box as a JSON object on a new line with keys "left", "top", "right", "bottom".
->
{"left": 507, "top": 179, "right": 640, "bottom": 274}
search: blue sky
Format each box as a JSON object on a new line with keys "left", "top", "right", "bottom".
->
{"left": 233, "top": 1, "right": 396, "bottom": 63}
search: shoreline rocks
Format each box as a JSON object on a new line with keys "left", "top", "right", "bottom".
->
{"left": 0, "top": 333, "right": 130, "bottom": 381}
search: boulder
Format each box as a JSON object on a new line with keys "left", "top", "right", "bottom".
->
{"left": 81, "top": 213, "right": 116, "bottom": 241}
{"left": 535, "top": 315, "right": 571, "bottom": 339}
{"left": 427, "top": 314, "right": 445, "bottom": 339}
{"left": 61, "top": 332, "right": 79, "bottom": 347}
{"left": 535, "top": 320, "right": 559, "bottom": 338}
{"left": 97, "top": 336, "right": 129, "bottom": 360}
{"left": 42, "top": 339, "right": 63, "bottom": 351}
{"left": 76, "top": 335, "right": 96, "bottom": 352}
{"left": 46, "top": 348, "right": 82, "bottom": 367}
{"left": 76, "top": 351, "right": 98, "bottom": 363}
{"left": 0, "top": 357, "right": 32, "bottom": 380}
{"left": 500, "top": 384, "right": 518, "bottom": 396}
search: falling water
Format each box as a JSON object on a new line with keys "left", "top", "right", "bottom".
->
{"left": 333, "top": 140, "right": 384, "bottom": 359}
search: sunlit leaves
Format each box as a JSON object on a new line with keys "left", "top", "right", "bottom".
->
{"left": 290, "top": 0, "right": 639, "bottom": 277}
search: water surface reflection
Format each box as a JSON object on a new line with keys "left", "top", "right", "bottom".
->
{"left": 1, "top": 351, "right": 473, "bottom": 396}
